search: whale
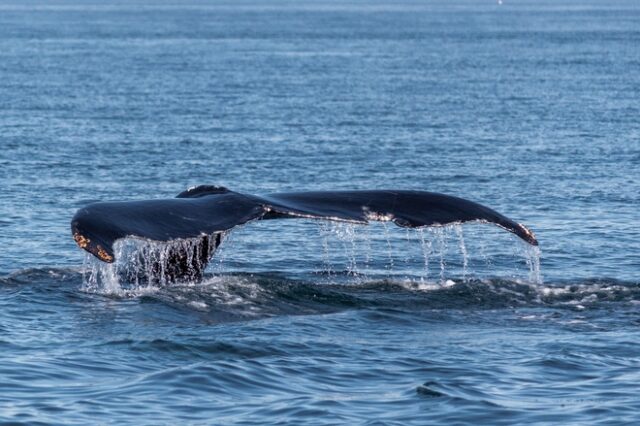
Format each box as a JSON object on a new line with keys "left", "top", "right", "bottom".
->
{"left": 71, "top": 185, "right": 537, "bottom": 280}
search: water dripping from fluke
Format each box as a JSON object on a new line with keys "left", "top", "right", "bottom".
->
{"left": 454, "top": 225, "right": 469, "bottom": 281}
{"left": 71, "top": 187, "right": 541, "bottom": 291}
{"left": 309, "top": 222, "right": 541, "bottom": 288}
{"left": 524, "top": 244, "right": 543, "bottom": 285}
{"left": 80, "top": 221, "right": 542, "bottom": 296}
{"left": 81, "top": 233, "right": 224, "bottom": 295}
{"left": 433, "top": 227, "right": 448, "bottom": 285}
{"left": 417, "top": 228, "right": 432, "bottom": 283}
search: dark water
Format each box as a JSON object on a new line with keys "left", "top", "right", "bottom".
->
{"left": 1, "top": 0, "right": 639, "bottom": 424}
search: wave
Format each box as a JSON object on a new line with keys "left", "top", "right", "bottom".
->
{"left": 2, "top": 267, "right": 638, "bottom": 322}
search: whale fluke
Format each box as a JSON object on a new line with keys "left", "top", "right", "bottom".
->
{"left": 71, "top": 186, "right": 537, "bottom": 278}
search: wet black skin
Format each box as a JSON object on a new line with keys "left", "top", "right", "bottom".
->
{"left": 71, "top": 185, "right": 538, "bottom": 281}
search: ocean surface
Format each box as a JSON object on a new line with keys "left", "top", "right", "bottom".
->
{"left": 1, "top": 0, "right": 639, "bottom": 424}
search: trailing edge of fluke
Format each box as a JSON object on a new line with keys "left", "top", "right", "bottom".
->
{"left": 71, "top": 185, "right": 538, "bottom": 266}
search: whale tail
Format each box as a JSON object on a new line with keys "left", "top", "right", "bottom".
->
{"left": 71, "top": 186, "right": 538, "bottom": 281}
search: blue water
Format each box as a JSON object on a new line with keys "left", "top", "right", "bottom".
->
{"left": 1, "top": 0, "right": 639, "bottom": 423}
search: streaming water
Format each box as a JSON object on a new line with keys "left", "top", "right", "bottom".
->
{"left": 524, "top": 245, "right": 543, "bottom": 285}
{"left": 81, "top": 234, "right": 222, "bottom": 294}
{"left": 382, "top": 222, "right": 395, "bottom": 272}
{"left": 81, "top": 223, "right": 543, "bottom": 297}
{"left": 417, "top": 228, "right": 433, "bottom": 282}
{"left": 455, "top": 225, "right": 469, "bottom": 281}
